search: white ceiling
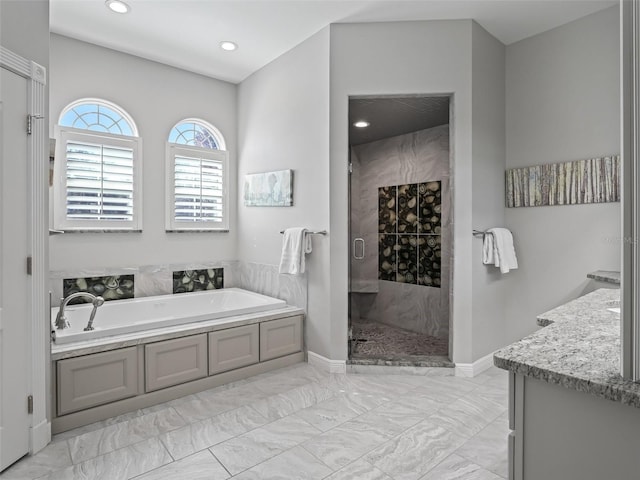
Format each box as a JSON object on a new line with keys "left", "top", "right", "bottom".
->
{"left": 50, "top": 0, "right": 616, "bottom": 84}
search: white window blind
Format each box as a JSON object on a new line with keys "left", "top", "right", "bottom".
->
{"left": 66, "top": 140, "right": 134, "bottom": 221}
{"left": 166, "top": 144, "right": 228, "bottom": 231}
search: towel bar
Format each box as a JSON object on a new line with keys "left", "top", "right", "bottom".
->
{"left": 279, "top": 229, "right": 327, "bottom": 235}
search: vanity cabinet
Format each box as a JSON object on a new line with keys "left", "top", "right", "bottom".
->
{"left": 260, "top": 315, "right": 303, "bottom": 361}
{"left": 57, "top": 346, "right": 138, "bottom": 415}
{"left": 145, "top": 334, "right": 207, "bottom": 392}
{"left": 208, "top": 324, "right": 259, "bottom": 375}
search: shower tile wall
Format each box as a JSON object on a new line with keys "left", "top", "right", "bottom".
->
{"left": 350, "top": 124, "right": 450, "bottom": 340}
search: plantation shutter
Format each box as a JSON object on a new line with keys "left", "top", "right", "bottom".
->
{"left": 173, "top": 149, "right": 225, "bottom": 223}
{"left": 65, "top": 140, "right": 134, "bottom": 221}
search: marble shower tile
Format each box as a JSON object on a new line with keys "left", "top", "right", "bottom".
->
{"left": 378, "top": 186, "right": 397, "bottom": 234}
{"left": 418, "top": 181, "right": 442, "bottom": 234}
{"left": 232, "top": 446, "right": 332, "bottom": 480}
{"left": 364, "top": 420, "right": 467, "bottom": 480}
{"left": 38, "top": 437, "right": 172, "bottom": 480}
{"left": 396, "top": 235, "right": 418, "bottom": 284}
{"left": 158, "top": 405, "right": 268, "bottom": 460}
{"left": 134, "top": 450, "right": 230, "bottom": 480}
{"left": 398, "top": 183, "right": 419, "bottom": 234}
{"left": 418, "top": 454, "right": 503, "bottom": 480}
{"left": 67, "top": 407, "right": 186, "bottom": 464}
{"left": 418, "top": 235, "right": 441, "bottom": 288}
{"left": 378, "top": 234, "right": 396, "bottom": 281}
{"left": 323, "top": 459, "right": 393, "bottom": 480}
{"left": 209, "top": 416, "right": 320, "bottom": 475}
{"left": 0, "top": 438, "right": 72, "bottom": 480}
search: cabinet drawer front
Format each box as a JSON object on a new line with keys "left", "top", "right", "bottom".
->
{"left": 145, "top": 334, "right": 207, "bottom": 392}
{"left": 208, "top": 324, "right": 259, "bottom": 375}
{"left": 57, "top": 347, "right": 138, "bottom": 416}
{"left": 260, "top": 316, "right": 303, "bottom": 362}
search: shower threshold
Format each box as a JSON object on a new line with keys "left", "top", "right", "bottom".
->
{"left": 349, "top": 321, "right": 453, "bottom": 368}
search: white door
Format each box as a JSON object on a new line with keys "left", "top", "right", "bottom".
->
{"left": 0, "top": 67, "right": 31, "bottom": 471}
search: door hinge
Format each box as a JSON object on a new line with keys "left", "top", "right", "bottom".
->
{"left": 348, "top": 162, "right": 353, "bottom": 174}
{"left": 26, "top": 256, "right": 33, "bottom": 275}
{"left": 26, "top": 114, "right": 44, "bottom": 135}
{"left": 27, "top": 395, "right": 33, "bottom": 414}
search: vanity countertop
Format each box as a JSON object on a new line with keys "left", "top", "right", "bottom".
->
{"left": 587, "top": 270, "right": 620, "bottom": 285}
{"left": 494, "top": 288, "right": 640, "bottom": 408}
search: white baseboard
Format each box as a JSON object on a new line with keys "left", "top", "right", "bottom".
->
{"left": 455, "top": 352, "right": 495, "bottom": 378}
{"left": 30, "top": 419, "right": 51, "bottom": 454}
{"left": 307, "top": 351, "right": 346, "bottom": 374}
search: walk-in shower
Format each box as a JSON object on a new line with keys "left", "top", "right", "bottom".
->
{"left": 348, "top": 95, "right": 452, "bottom": 367}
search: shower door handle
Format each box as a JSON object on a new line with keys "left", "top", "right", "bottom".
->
{"left": 353, "top": 238, "right": 365, "bottom": 260}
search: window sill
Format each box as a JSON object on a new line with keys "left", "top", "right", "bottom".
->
{"left": 50, "top": 229, "right": 143, "bottom": 234}
{"left": 166, "top": 229, "right": 229, "bottom": 233}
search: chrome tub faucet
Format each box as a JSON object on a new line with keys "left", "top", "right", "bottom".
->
{"left": 55, "top": 292, "right": 105, "bottom": 331}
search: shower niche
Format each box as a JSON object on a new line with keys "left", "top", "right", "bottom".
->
{"left": 348, "top": 95, "right": 452, "bottom": 367}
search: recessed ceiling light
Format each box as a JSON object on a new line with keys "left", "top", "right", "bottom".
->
{"left": 105, "top": 0, "right": 130, "bottom": 14}
{"left": 353, "top": 121, "right": 370, "bottom": 128}
{"left": 220, "top": 41, "right": 238, "bottom": 52}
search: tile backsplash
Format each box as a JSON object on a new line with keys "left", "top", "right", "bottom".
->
{"left": 63, "top": 275, "right": 134, "bottom": 303}
{"left": 173, "top": 268, "right": 224, "bottom": 294}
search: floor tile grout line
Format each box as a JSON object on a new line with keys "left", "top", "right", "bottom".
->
{"left": 207, "top": 449, "right": 233, "bottom": 478}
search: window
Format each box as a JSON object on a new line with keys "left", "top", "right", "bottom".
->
{"left": 166, "top": 119, "right": 228, "bottom": 231}
{"left": 54, "top": 99, "right": 142, "bottom": 231}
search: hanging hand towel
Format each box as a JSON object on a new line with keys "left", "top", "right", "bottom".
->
{"left": 279, "top": 227, "right": 312, "bottom": 275}
{"left": 482, "top": 232, "right": 496, "bottom": 265}
{"left": 487, "top": 227, "right": 518, "bottom": 274}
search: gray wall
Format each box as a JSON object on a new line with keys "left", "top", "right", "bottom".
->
{"left": 471, "top": 22, "right": 507, "bottom": 359}
{"left": 237, "top": 28, "right": 332, "bottom": 357}
{"left": 351, "top": 125, "right": 451, "bottom": 340}
{"left": 504, "top": 6, "right": 620, "bottom": 343}
{"left": 0, "top": 0, "right": 49, "bottom": 69}
{"left": 49, "top": 34, "right": 238, "bottom": 272}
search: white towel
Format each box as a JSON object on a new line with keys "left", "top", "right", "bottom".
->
{"left": 484, "top": 228, "right": 518, "bottom": 274}
{"left": 279, "top": 227, "right": 312, "bottom": 275}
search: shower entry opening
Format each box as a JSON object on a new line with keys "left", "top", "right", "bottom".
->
{"left": 347, "top": 94, "right": 453, "bottom": 367}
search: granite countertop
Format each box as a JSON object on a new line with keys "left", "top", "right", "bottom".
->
{"left": 587, "top": 270, "right": 620, "bottom": 285}
{"left": 494, "top": 288, "right": 640, "bottom": 408}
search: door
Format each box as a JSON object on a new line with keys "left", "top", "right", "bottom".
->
{"left": 0, "top": 67, "right": 31, "bottom": 471}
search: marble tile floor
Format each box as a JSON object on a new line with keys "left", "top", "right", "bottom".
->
{"left": 0, "top": 363, "right": 509, "bottom": 480}
{"left": 350, "top": 321, "right": 452, "bottom": 367}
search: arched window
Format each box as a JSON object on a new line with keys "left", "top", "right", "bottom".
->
{"left": 54, "top": 99, "right": 142, "bottom": 231}
{"left": 166, "top": 119, "right": 228, "bottom": 231}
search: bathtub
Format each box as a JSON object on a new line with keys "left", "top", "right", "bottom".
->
{"left": 52, "top": 288, "right": 287, "bottom": 345}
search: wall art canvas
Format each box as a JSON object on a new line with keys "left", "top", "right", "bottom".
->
{"left": 243, "top": 169, "right": 293, "bottom": 206}
{"left": 506, "top": 155, "right": 620, "bottom": 208}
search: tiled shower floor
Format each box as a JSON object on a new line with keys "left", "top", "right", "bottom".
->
{"left": 350, "top": 321, "right": 452, "bottom": 367}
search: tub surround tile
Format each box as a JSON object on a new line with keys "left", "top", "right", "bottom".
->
{"left": 135, "top": 268, "right": 172, "bottom": 298}
{"left": 232, "top": 446, "right": 332, "bottom": 480}
{"left": 38, "top": 437, "right": 172, "bottom": 480}
{"left": 63, "top": 275, "right": 134, "bottom": 303}
{"left": 493, "top": 288, "right": 640, "bottom": 408}
{"left": 173, "top": 268, "right": 224, "bottom": 294}
{"left": 134, "top": 450, "right": 230, "bottom": 480}
{"left": 67, "top": 407, "right": 186, "bottom": 464}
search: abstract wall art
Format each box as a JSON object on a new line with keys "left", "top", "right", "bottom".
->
{"left": 505, "top": 155, "right": 620, "bottom": 208}
{"left": 243, "top": 169, "right": 293, "bottom": 206}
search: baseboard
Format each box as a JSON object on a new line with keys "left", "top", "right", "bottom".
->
{"left": 30, "top": 419, "right": 51, "bottom": 454}
{"left": 307, "top": 351, "right": 346, "bottom": 374}
{"left": 454, "top": 351, "right": 495, "bottom": 377}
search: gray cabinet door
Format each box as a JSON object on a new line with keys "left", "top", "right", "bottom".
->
{"left": 260, "top": 316, "right": 303, "bottom": 361}
{"left": 57, "top": 347, "right": 138, "bottom": 416}
{"left": 208, "top": 324, "right": 259, "bottom": 375}
{"left": 145, "top": 334, "right": 207, "bottom": 392}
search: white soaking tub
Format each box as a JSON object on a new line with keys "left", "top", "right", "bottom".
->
{"left": 52, "top": 288, "right": 287, "bottom": 345}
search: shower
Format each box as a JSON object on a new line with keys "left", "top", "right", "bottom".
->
{"left": 348, "top": 95, "right": 453, "bottom": 367}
